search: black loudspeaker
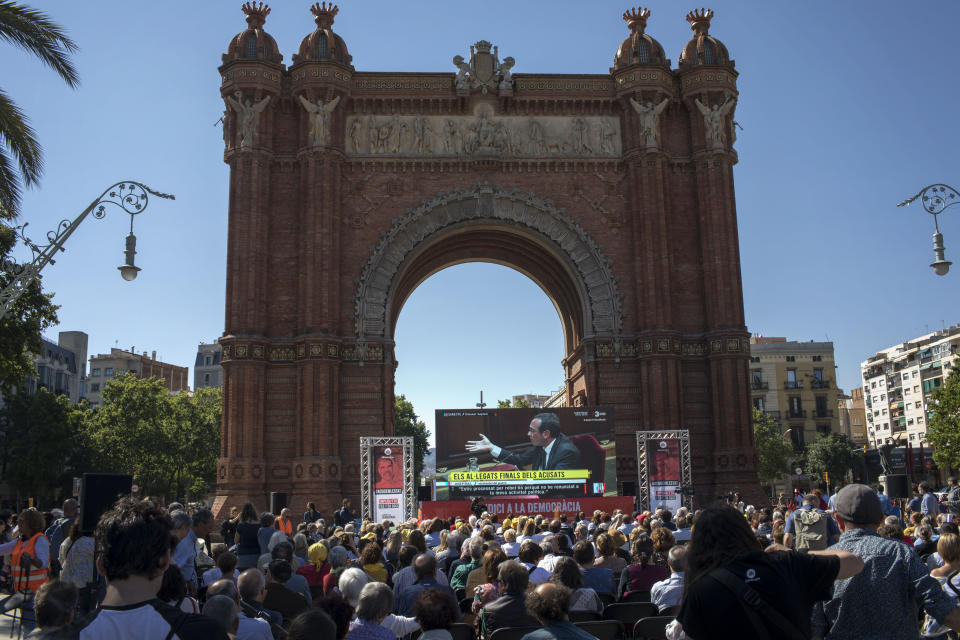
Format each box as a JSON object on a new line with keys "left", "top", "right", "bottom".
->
{"left": 270, "top": 492, "right": 287, "bottom": 514}
{"left": 417, "top": 486, "right": 432, "bottom": 501}
{"left": 621, "top": 481, "right": 637, "bottom": 497}
{"left": 79, "top": 473, "right": 133, "bottom": 533}
{"left": 882, "top": 474, "right": 910, "bottom": 500}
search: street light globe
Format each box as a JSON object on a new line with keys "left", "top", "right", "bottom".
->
{"left": 931, "top": 232, "right": 951, "bottom": 276}
{"left": 118, "top": 264, "right": 141, "bottom": 281}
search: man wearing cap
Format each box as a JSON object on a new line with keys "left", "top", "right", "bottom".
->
{"left": 812, "top": 483, "right": 960, "bottom": 639}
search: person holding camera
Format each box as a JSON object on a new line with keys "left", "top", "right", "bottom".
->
{"left": 0, "top": 508, "right": 50, "bottom": 596}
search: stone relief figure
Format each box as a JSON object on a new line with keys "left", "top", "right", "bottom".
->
{"left": 443, "top": 119, "right": 461, "bottom": 153}
{"left": 226, "top": 91, "right": 271, "bottom": 148}
{"left": 498, "top": 56, "right": 515, "bottom": 90}
{"left": 350, "top": 118, "right": 363, "bottom": 153}
{"left": 695, "top": 94, "right": 736, "bottom": 149}
{"left": 630, "top": 97, "right": 669, "bottom": 149}
{"left": 367, "top": 116, "right": 379, "bottom": 153}
{"left": 598, "top": 119, "right": 617, "bottom": 154}
{"left": 388, "top": 114, "right": 405, "bottom": 153}
{"left": 570, "top": 117, "right": 592, "bottom": 154}
{"left": 412, "top": 117, "right": 433, "bottom": 153}
{"left": 298, "top": 94, "right": 341, "bottom": 146}
{"left": 453, "top": 55, "right": 472, "bottom": 91}
{"left": 527, "top": 119, "right": 546, "bottom": 156}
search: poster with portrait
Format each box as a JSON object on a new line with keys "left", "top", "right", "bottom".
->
{"left": 636, "top": 430, "right": 691, "bottom": 513}
{"left": 646, "top": 439, "right": 682, "bottom": 512}
{"left": 361, "top": 437, "right": 414, "bottom": 524}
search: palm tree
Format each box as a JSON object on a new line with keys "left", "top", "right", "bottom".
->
{"left": 0, "top": 1, "right": 78, "bottom": 220}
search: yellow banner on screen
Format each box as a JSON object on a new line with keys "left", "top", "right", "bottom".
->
{"left": 448, "top": 470, "right": 591, "bottom": 482}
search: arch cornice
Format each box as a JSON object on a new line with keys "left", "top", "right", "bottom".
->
{"left": 353, "top": 182, "right": 624, "bottom": 340}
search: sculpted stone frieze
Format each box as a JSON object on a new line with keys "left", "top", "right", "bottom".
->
{"left": 346, "top": 108, "right": 621, "bottom": 159}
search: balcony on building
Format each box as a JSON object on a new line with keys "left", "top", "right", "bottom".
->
{"left": 784, "top": 381, "right": 804, "bottom": 389}
{"left": 813, "top": 409, "right": 834, "bottom": 419}
{"left": 751, "top": 380, "right": 769, "bottom": 390}
{"left": 787, "top": 409, "right": 807, "bottom": 419}
{"left": 811, "top": 379, "right": 832, "bottom": 389}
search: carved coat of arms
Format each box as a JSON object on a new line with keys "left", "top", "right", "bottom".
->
{"left": 453, "top": 40, "right": 514, "bottom": 94}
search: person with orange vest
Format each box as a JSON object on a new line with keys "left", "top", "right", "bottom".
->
{"left": 0, "top": 508, "right": 50, "bottom": 594}
{"left": 275, "top": 508, "right": 294, "bottom": 537}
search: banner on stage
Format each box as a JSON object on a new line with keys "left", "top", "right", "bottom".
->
{"left": 433, "top": 407, "right": 617, "bottom": 499}
{"left": 360, "top": 437, "right": 415, "bottom": 524}
{"left": 636, "top": 430, "right": 692, "bottom": 513}
{"left": 420, "top": 495, "right": 635, "bottom": 521}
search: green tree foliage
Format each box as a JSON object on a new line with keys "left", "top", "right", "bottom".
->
{"left": 1, "top": 388, "right": 85, "bottom": 501}
{"left": 0, "top": 226, "right": 59, "bottom": 394}
{"left": 0, "top": 1, "right": 78, "bottom": 216}
{"left": 394, "top": 394, "right": 430, "bottom": 486}
{"left": 927, "top": 368, "right": 960, "bottom": 471}
{"left": 805, "top": 432, "right": 861, "bottom": 486}
{"left": 752, "top": 408, "right": 793, "bottom": 486}
{"left": 497, "top": 397, "right": 530, "bottom": 408}
{"left": 83, "top": 374, "right": 221, "bottom": 502}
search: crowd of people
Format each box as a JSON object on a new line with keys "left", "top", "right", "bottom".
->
{"left": 1, "top": 481, "right": 960, "bottom": 638}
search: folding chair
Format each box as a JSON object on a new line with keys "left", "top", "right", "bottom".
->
{"left": 632, "top": 616, "right": 675, "bottom": 640}
{"left": 620, "top": 589, "right": 651, "bottom": 603}
{"left": 569, "top": 610, "right": 602, "bottom": 623}
{"left": 597, "top": 592, "right": 616, "bottom": 608}
{"left": 574, "top": 620, "right": 624, "bottom": 640}
{"left": 490, "top": 626, "right": 541, "bottom": 640}
{"left": 603, "top": 602, "right": 659, "bottom": 627}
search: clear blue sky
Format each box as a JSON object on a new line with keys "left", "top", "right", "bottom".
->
{"left": 7, "top": 1, "right": 960, "bottom": 447}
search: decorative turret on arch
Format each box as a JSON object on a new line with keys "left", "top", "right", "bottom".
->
{"left": 353, "top": 183, "right": 624, "bottom": 342}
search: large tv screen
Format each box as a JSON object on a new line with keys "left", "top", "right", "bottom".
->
{"left": 433, "top": 408, "right": 616, "bottom": 498}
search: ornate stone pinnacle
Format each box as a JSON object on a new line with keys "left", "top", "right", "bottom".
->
{"left": 241, "top": 2, "right": 270, "bottom": 28}
{"left": 311, "top": 2, "right": 339, "bottom": 28}
{"left": 622, "top": 7, "right": 650, "bottom": 32}
{"left": 686, "top": 8, "right": 714, "bottom": 33}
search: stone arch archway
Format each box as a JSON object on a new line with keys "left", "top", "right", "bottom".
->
{"left": 353, "top": 183, "right": 624, "bottom": 350}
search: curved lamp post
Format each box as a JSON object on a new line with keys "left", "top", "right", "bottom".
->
{"left": 0, "top": 181, "right": 175, "bottom": 320}
{"left": 898, "top": 184, "right": 959, "bottom": 276}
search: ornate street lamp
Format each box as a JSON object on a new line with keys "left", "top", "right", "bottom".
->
{"left": 898, "top": 184, "right": 959, "bottom": 276}
{"left": 0, "top": 181, "right": 174, "bottom": 320}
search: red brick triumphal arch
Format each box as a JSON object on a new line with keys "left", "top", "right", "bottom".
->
{"left": 214, "top": 3, "right": 761, "bottom": 514}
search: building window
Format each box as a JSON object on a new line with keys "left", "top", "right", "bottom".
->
{"left": 702, "top": 39, "right": 716, "bottom": 64}
{"left": 246, "top": 34, "right": 257, "bottom": 58}
{"left": 635, "top": 38, "right": 650, "bottom": 63}
{"left": 786, "top": 356, "right": 796, "bottom": 362}
{"left": 872, "top": 381, "right": 877, "bottom": 388}
{"left": 813, "top": 368, "right": 823, "bottom": 381}
{"left": 918, "top": 416, "right": 924, "bottom": 423}
{"left": 750, "top": 356, "right": 759, "bottom": 363}
{"left": 317, "top": 33, "right": 329, "bottom": 59}
{"left": 905, "top": 388, "right": 912, "bottom": 394}
{"left": 812, "top": 355, "right": 822, "bottom": 362}
{"left": 91, "top": 383, "right": 100, "bottom": 392}
{"left": 105, "top": 367, "right": 114, "bottom": 376}
{"left": 910, "top": 434, "right": 916, "bottom": 441}
{"left": 817, "top": 423, "right": 830, "bottom": 435}
{"left": 916, "top": 401, "right": 922, "bottom": 408}
{"left": 204, "top": 373, "right": 210, "bottom": 386}
{"left": 881, "top": 394, "right": 886, "bottom": 400}
{"left": 914, "top": 386, "right": 920, "bottom": 393}
{"left": 205, "top": 356, "right": 212, "bottom": 366}
{"left": 882, "top": 408, "right": 887, "bottom": 416}
{"left": 913, "top": 371, "right": 918, "bottom": 378}
{"left": 91, "top": 368, "right": 100, "bottom": 377}
{"left": 752, "top": 397, "right": 764, "bottom": 411}
{"left": 788, "top": 396, "right": 802, "bottom": 418}
{"left": 815, "top": 395, "right": 828, "bottom": 417}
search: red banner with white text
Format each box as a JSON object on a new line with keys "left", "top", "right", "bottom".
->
{"left": 419, "top": 496, "right": 634, "bottom": 521}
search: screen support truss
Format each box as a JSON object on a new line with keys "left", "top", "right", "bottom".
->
{"left": 360, "top": 436, "right": 416, "bottom": 522}
{"left": 636, "top": 430, "right": 692, "bottom": 513}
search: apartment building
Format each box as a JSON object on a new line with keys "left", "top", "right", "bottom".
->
{"left": 749, "top": 337, "right": 841, "bottom": 449}
{"left": 10, "top": 331, "right": 88, "bottom": 405}
{"left": 861, "top": 324, "right": 960, "bottom": 449}
{"left": 87, "top": 348, "right": 188, "bottom": 407}
{"left": 194, "top": 341, "right": 223, "bottom": 390}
